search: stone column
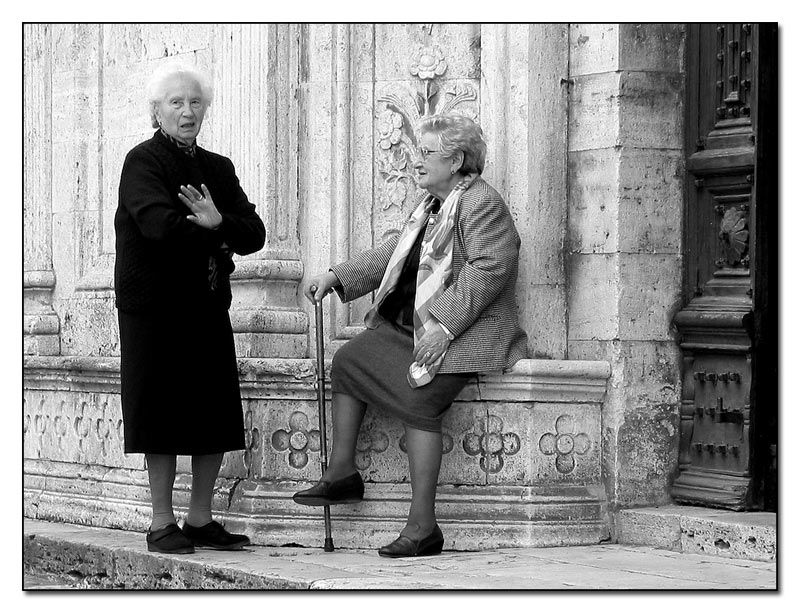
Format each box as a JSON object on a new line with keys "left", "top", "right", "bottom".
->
{"left": 24, "top": 24, "right": 60, "bottom": 356}
{"left": 566, "top": 24, "right": 685, "bottom": 508}
{"left": 47, "top": 24, "right": 120, "bottom": 357}
{"left": 211, "top": 24, "right": 308, "bottom": 359}
{"left": 298, "top": 23, "right": 377, "bottom": 356}
{"left": 480, "top": 23, "right": 569, "bottom": 359}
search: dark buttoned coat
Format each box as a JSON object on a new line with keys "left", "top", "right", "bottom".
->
{"left": 113, "top": 130, "right": 265, "bottom": 454}
{"left": 114, "top": 130, "right": 266, "bottom": 313}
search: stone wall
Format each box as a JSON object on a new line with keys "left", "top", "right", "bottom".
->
{"left": 23, "top": 23, "right": 686, "bottom": 548}
{"left": 566, "top": 24, "right": 686, "bottom": 510}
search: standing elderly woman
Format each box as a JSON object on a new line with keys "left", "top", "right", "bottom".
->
{"left": 295, "top": 114, "right": 528, "bottom": 557}
{"left": 114, "top": 62, "right": 266, "bottom": 554}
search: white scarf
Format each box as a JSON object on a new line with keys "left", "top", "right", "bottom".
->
{"left": 365, "top": 173, "right": 478, "bottom": 387}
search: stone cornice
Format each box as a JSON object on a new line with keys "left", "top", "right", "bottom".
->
{"left": 479, "top": 360, "right": 611, "bottom": 403}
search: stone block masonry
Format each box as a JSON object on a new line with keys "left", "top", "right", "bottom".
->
{"left": 23, "top": 22, "right": 690, "bottom": 549}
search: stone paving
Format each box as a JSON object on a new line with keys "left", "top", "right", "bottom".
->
{"left": 23, "top": 519, "right": 776, "bottom": 590}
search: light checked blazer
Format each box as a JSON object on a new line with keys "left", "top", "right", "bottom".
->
{"left": 332, "top": 177, "right": 529, "bottom": 374}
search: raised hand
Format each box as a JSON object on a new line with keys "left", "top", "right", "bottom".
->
{"left": 179, "top": 183, "right": 222, "bottom": 230}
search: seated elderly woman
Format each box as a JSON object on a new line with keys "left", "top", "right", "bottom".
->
{"left": 295, "top": 113, "right": 528, "bottom": 557}
{"left": 114, "top": 62, "right": 266, "bottom": 554}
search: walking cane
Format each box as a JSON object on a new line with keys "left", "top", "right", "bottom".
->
{"left": 312, "top": 287, "right": 335, "bottom": 552}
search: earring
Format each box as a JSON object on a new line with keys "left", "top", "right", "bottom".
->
{"left": 451, "top": 168, "right": 456, "bottom": 175}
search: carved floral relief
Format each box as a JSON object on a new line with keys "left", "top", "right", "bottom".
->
{"left": 242, "top": 406, "right": 260, "bottom": 472}
{"left": 463, "top": 414, "right": 521, "bottom": 474}
{"left": 271, "top": 411, "right": 321, "bottom": 470}
{"left": 23, "top": 392, "right": 127, "bottom": 464}
{"left": 271, "top": 411, "right": 393, "bottom": 471}
{"left": 717, "top": 206, "right": 750, "bottom": 268}
{"left": 539, "top": 415, "right": 592, "bottom": 474}
{"left": 355, "top": 427, "right": 392, "bottom": 470}
{"left": 375, "top": 46, "right": 478, "bottom": 215}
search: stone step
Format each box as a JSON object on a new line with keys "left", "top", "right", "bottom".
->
{"left": 24, "top": 519, "right": 776, "bottom": 590}
{"left": 616, "top": 505, "right": 775, "bottom": 562}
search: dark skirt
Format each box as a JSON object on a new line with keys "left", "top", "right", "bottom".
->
{"left": 118, "top": 305, "right": 245, "bottom": 455}
{"left": 330, "top": 320, "right": 473, "bottom": 432}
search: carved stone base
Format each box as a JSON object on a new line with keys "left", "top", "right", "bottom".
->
{"left": 229, "top": 259, "right": 309, "bottom": 358}
{"left": 24, "top": 460, "right": 608, "bottom": 550}
{"left": 24, "top": 272, "right": 60, "bottom": 356}
{"left": 24, "top": 356, "right": 611, "bottom": 550}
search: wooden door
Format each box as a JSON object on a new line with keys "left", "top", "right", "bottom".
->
{"left": 672, "top": 23, "right": 777, "bottom": 511}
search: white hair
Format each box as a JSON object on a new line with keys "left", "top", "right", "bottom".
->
{"left": 145, "top": 61, "right": 214, "bottom": 128}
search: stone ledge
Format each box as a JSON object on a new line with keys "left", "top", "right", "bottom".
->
{"left": 24, "top": 356, "right": 611, "bottom": 404}
{"left": 479, "top": 359, "right": 611, "bottom": 403}
{"left": 615, "top": 505, "right": 775, "bottom": 562}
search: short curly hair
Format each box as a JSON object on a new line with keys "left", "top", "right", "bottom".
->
{"left": 417, "top": 114, "right": 487, "bottom": 175}
{"left": 145, "top": 61, "right": 214, "bottom": 129}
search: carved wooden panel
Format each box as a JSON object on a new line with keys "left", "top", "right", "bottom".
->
{"left": 711, "top": 23, "right": 755, "bottom": 127}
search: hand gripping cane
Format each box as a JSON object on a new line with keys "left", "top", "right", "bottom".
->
{"left": 312, "top": 288, "right": 335, "bottom": 552}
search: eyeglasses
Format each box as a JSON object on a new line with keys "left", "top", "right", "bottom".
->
{"left": 417, "top": 146, "right": 440, "bottom": 160}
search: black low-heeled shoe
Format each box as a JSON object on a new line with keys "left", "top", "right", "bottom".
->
{"left": 378, "top": 524, "right": 444, "bottom": 558}
{"left": 292, "top": 472, "right": 364, "bottom": 506}
{"left": 182, "top": 520, "right": 251, "bottom": 550}
{"left": 146, "top": 523, "right": 195, "bottom": 554}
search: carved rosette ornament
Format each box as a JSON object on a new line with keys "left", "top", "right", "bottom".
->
{"left": 354, "top": 428, "right": 391, "bottom": 470}
{"left": 377, "top": 109, "right": 403, "bottom": 150}
{"left": 718, "top": 206, "right": 750, "bottom": 268}
{"left": 271, "top": 411, "right": 321, "bottom": 470}
{"left": 376, "top": 45, "right": 478, "bottom": 213}
{"left": 409, "top": 47, "right": 447, "bottom": 80}
{"left": 376, "top": 109, "right": 414, "bottom": 211}
{"left": 539, "top": 415, "right": 592, "bottom": 474}
{"left": 463, "top": 415, "right": 521, "bottom": 474}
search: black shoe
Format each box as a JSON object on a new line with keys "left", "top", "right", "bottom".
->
{"left": 182, "top": 520, "right": 251, "bottom": 550}
{"left": 292, "top": 472, "right": 364, "bottom": 506}
{"left": 378, "top": 524, "right": 444, "bottom": 558}
{"left": 146, "top": 523, "right": 195, "bottom": 554}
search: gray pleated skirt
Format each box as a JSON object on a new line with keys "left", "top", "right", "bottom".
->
{"left": 330, "top": 320, "right": 473, "bottom": 432}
